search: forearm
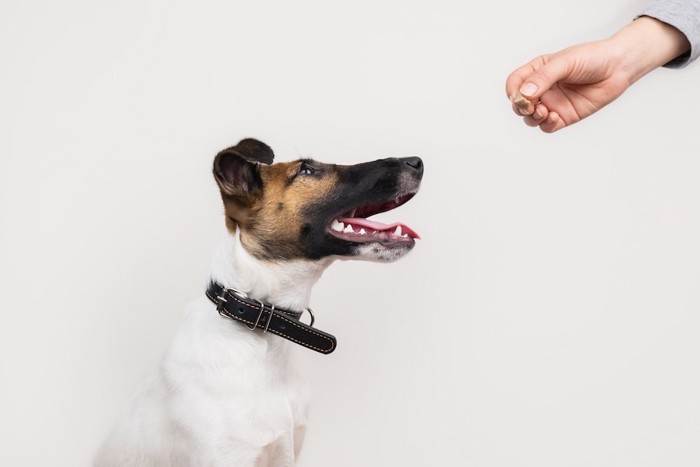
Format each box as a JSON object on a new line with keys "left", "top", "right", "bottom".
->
{"left": 640, "top": 0, "right": 700, "bottom": 68}
{"left": 609, "top": 16, "right": 691, "bottom": 84}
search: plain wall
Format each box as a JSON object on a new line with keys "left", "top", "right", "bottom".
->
{"left": 2, "top": 0, "right": 700, "bottom": 465}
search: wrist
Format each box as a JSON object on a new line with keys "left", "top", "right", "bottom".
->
{"left": 608, "top": 16, "right": 690, "bottom": 84}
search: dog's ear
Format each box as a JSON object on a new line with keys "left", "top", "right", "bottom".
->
{"left": 222, "top": 138, "right": 275, "bottom": 165}
{"left": 213, "top": 150, "right": 262, "bottom": 199}
{"left": 213, "top": 139, "right": 274, "bottom": 225}
{"left": 213, "top": 139, "right": 274, "bottom": 197}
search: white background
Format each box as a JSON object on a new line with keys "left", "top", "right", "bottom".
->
{"left": 2, "top": 0, "right": 700, "bottom": 466}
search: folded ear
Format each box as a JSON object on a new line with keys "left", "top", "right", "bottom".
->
{"left": 221, "top": 138, "right": 275, "bottom": 165}
{"left": 213, "top": 139, "right": 274, "bottom": 225}
{"left": 213, "top": 138, "right": 274, "bottom": 197}
{"left": 213, "top": 150, "right": 263, "bottom": 199}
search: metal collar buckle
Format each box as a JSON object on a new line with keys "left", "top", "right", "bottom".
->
{"left": 215, "top": 287, "right": 248, "bottom": 317}
{"left": 214, "top": 289, "right": 228, "bottom": 315}
{"left": 215, "top": 284, "right": 311, "bottom": 331}
{"left": 303, "top": 308, "right": 315, "bottom": 327}
{"left": 247, "top": 300, "right": 274, "bottom": 332}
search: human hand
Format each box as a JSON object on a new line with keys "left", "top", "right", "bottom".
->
{"left": 506, "top": 17, "right": 690, "bottom": 133}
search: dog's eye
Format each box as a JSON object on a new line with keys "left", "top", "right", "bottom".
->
{"left": 299, "top": 163, "right": 317, "bottom": 176}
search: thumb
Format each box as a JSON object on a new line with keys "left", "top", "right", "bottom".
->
{"left": 518, "top": 55, "right": 573, "bottom": 100}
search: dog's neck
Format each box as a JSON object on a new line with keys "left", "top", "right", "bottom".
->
{"left": 209, "top": 229, "right": 333, "bottom": 312}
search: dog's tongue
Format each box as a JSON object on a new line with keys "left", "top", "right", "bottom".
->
{"left": 338, "top": 218, "right": 420, "bottom": 239}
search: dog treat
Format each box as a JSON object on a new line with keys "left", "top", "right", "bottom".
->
{"left": 512, "top": 92, "right": 531, "bottom": 112}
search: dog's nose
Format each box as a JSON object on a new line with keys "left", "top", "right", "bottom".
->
{"left": 403, "top": 157, "right": 423, "bottom": 175}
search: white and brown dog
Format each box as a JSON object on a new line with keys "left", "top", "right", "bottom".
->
{"left": 95, "top": 138, "right": 423, "bottom": 466}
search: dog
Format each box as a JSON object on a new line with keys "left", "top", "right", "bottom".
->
{"left": 95, "top": 138, "right": 423, "bottom": 466}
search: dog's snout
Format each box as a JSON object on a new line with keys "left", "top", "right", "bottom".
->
{"left": 402, "top": 157, "right": 423, "bottom": 176}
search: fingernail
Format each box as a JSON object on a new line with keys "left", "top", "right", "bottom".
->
{"left": 520, "top": 83, "right": 538, "bottom": 97}
{"left": 519, "top": 108, "right": 529, "bottom": 115}
{"left": 533, "top": 109, "right": 542, "bottom": 119}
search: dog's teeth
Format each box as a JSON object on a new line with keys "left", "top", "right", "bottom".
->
{"left": 343, "top": 224, "right": 354, "bottom": 234}
{"left": 402, "top": 233, "right": 408, "bottom": 238}
{"left": 350, "top": 209, "right": 356, "bottom": 218}
{"left": 394, "top": 225, "right": 402, "bottom": 236}
{"left": 359, "top": 228, "right": 367, "bottom": 235}
{"left": 331, "top": 220, "right": 344, "bottom": 232}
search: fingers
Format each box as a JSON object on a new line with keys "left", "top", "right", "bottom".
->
{"left": 538, "top": 111, "right": 567, "bottom": 133}
{"left": 516, "top": 55, "right": 573, "bottom": 103}
{"left": 523, "top": 104, "right": 549, "bottom": 127}
{"left": 517, "top": 102, "right": 568, "bottom": 133}
{"left": 506, "top": 52, "right": 578, "bottom": 133}
{"left": 506, "top": 53, "right": 575, "bottom": 118}
{"left": 505, "top": 56, "right": 546, "bottom": 101}
{"left": 506, "top": 57, "right": 546, "bottom": 117}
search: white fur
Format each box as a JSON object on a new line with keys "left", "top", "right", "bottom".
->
{"left": 95, "top": 230, "right": 334, "bottom": 467}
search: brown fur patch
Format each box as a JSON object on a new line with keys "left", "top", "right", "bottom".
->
{"left": 215, "top": 143, "right": 424, "bottom": 262}
{"left": 234, "top": 161, "right": 339, "bottom": 260}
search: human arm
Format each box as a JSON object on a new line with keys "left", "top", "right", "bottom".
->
{"left": 506, "top": 15, "right": 691, "bottom": 132}
{"left": 642, "top": 0, "right": 700, "bottom": 68}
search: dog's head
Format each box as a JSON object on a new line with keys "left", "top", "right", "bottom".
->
{"left": 213, "top": 138, "right": 423, "bottom": 263}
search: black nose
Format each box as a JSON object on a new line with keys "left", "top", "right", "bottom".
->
{"left": 403, "top": 157, "right": 424, "bottom": 175}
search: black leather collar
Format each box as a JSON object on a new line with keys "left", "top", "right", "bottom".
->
{"left": 205, "top": 281, "right": 337, "bottom": 354}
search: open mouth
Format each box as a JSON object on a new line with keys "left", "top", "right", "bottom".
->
{"left": 327, "top": 192, "right": 419, "bottom": 244}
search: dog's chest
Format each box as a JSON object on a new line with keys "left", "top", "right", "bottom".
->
{"left": 162, "top": 301, "right": 311, "bottom": 443}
